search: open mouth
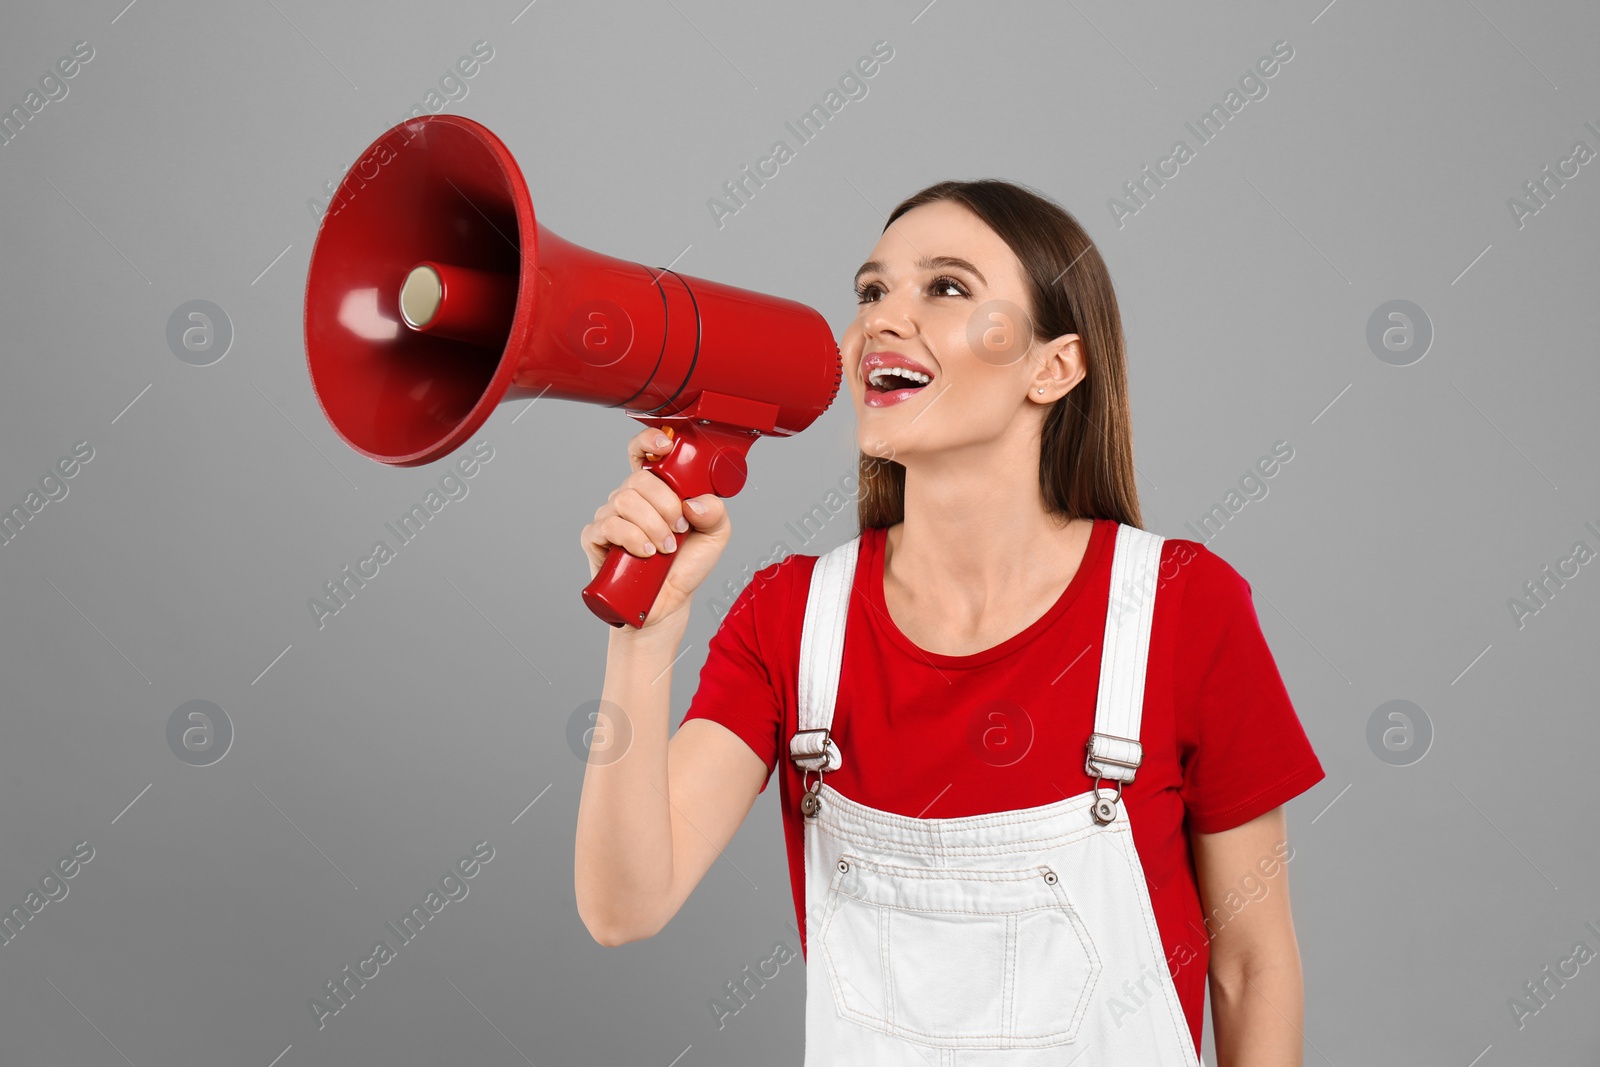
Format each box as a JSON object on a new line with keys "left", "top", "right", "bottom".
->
{"left": 864, "top": 367, "right": 933, "bottom": 397}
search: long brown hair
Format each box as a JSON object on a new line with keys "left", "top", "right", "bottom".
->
{"left": 856, "top": 180, "right": 1142, "bottom": 532}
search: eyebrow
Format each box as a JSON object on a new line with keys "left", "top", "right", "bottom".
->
{"left": 853, "top": 254, "right": 988, "bottom": 288}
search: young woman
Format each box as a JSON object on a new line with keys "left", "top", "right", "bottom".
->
{"left": 575, "top": 180, "right": 1325, "bottom": 1066}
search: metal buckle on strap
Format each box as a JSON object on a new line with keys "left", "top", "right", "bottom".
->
{"left": 799, "top": 767, "right": 825, "bottom": 818}
{"left": 1085, "top": 732, "right": 1140, "bottom": 825}
{"left": 1089, "top": 774, "right": 1124, "bottom": 824}
{"left": 1084, "top": 731, "right": 1142, "bottom": 777}
{"left": 789, "top": 727, "right": 833, "bottom": 770}
{"left": 791, "top": 728, "right": 837, "bottom": 819}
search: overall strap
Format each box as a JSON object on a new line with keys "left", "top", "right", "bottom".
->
{"left": 787, "top": 535, "right": 859, "bottom": 775}
{"left": 1085, "top": 524, "right": 1166, "bottom": 784}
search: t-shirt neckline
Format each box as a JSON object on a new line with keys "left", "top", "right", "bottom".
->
{"left": 861, "top": 518, "right": 1114, "bottom": 669}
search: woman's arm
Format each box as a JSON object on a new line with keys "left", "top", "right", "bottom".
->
{"left": 574, "top": 427, "right": 759, "bottom": 946}
{"left": 573, "top": 618, "right": 768, "bottom": 946}
{"left": 1190, "top": 805, "right": 1307, "bottom": 1067}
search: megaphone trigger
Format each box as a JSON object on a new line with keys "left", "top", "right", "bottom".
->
{"left": 640, "top": 423, "right": 676, "bottom": 462}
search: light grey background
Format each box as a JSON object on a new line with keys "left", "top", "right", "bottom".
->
{"left": 2, "top": 0, "right": 1597, "bottom": 1064}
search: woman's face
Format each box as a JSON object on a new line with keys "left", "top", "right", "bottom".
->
{"left": 840, "top": 199, "right": 1075, "bottom": 465}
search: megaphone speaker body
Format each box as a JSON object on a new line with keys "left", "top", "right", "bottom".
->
{"left": 304, "top": 115, "right": 842, "bottom": 628}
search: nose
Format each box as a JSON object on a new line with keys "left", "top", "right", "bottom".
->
{"left": 862, "top": 288, "right": 916, "bottom": 341}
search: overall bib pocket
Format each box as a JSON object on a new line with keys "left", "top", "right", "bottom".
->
{"left": 816, "top": 852, "right": 1102, "bottom": 1049}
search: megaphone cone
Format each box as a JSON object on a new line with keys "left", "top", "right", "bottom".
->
{"left": 304, "top": 115, "right": 843, "bottom": 627}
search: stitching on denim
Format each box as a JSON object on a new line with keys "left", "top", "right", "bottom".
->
{"left": 880, "top": 904, "right": 893, "bottom": 1033}
{"left": 822, "top": 894, "right": 1095, "bottom": 1043}
{"left": 1002, "top": 911, "right": 1015, "bottom": 1042}
{"left": 1101, "top": 821, "right": 1195, "bottom": 1061}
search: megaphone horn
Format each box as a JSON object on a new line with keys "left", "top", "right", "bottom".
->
{"left": 303, "top": 114, "right": 843, "bottom": 628}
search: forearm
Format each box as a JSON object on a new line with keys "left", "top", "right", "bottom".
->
{"left": 573, "top": 616, "right": 688, "bottom": 944}
{"left": 1209, "top": 953, "right": 1305, "bottom": 1067}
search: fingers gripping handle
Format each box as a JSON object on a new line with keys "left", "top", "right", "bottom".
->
{"left": 582, "top": 420, "right": 757, "bottom": 629}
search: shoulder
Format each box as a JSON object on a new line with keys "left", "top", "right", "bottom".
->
{"left": 762, "top": 531, "right": 872, "bottom": 593}
{"left": 754, "top": 549, "right": 818, "bottom": 605}
{"left": 710, "top": 544, "right": 823, "bottom": 635}
{"left": 1149, "top": 533, "right": 1255, "bottom": 620}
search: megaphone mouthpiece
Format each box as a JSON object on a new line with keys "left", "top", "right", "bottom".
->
{"left": 398, "top": 262, "right": 520, "bottom": 350}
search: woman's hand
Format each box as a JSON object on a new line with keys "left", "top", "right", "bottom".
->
{"left": 580, "top": 426, "right": 731, "bottom": 633}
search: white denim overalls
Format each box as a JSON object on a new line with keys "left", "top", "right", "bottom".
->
{"left": 787, "top": 523, "right": 1200, "bottom": 1066}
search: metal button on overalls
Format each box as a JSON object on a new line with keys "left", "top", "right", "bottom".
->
{"left": 788, "top": 524, "right": 1200, "bottom": 1066}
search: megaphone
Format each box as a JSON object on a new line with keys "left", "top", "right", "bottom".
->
{"left": 303, "top": 115, "right": 843, "bottom": 629}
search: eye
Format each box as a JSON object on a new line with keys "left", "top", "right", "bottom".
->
{"left": 857, "top": 273, "right": 966, "bottom": 302}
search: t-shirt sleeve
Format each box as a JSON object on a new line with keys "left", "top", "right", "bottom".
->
{"left": 1173, "top": 544, "right": 1326, "bottom": 834}
{"left": 677, "top": 563, "right": 788, "bottom": 794}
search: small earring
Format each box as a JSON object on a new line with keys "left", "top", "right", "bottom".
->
{"left": 1036, "top": 388, "right": 1045, "bottom": 394}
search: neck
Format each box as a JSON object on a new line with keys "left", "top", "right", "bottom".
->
{"left": 885, "top": 436, "right": 1090, "bottom": 613}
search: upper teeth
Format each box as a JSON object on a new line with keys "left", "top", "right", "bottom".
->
{"left": 868, "top": 366, "right": 931, "bottom": 387}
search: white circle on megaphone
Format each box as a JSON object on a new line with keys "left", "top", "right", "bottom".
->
{"left": 566, "top": 299, "right": 635, "bottom": 369}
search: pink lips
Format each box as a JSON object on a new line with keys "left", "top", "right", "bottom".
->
{"left": 862, "top": 351, "right": 935, "bottom": 408}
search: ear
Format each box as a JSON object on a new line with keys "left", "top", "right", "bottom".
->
{"left": 1030, "top": 333, "right": 1085, "bottom": 402}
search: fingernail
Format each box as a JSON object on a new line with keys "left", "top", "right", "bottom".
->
{"left": 643, "top": 542, "right": 656, "bottom": 555}
{"left": 654, "top": 435, "right": 671, "bottom": 449}
{"left": 662, "top": 534, "right": 676, "bottom": 553}
{"left": 686, "top": 498, "right": 705, "bottom": 514}
{"left": 673, "top": 515, "right": 689, "bottom": 533}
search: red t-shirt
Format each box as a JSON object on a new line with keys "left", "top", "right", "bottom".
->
{"left": 679, "top": 518, "right": 1326, "bottom": 1056}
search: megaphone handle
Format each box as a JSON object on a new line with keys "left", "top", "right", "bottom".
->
{"left": 581, "top": 420, "right": 758, "bottom": 629}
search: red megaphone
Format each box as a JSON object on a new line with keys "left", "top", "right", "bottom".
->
{"left": 303, "top": 114, "right": 843, "bottom": 629}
